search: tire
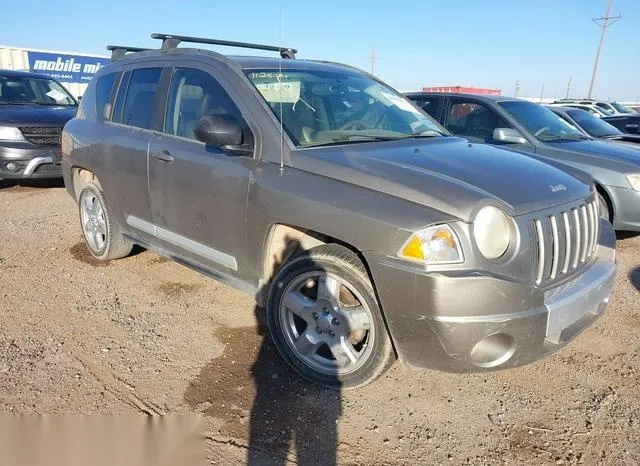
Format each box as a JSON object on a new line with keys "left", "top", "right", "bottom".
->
{"left": 266, "top": 243, "right": 395, "bottom": 389}
{"left": 597, "top": 191, "right": 611, "bottom": 223}
{"left": 78, "top": 181, "right": 133, "bottom": 261}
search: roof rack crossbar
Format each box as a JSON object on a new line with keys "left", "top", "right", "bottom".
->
{"left": 107, "top": 45, "right": 151, "bottom": 60}
{"left": 150, "top": 33, "right": 297, "bottom": 59}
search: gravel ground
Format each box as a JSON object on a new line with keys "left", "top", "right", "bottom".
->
{"left": 0, "top": 180, "right": 639, "bottom": 465}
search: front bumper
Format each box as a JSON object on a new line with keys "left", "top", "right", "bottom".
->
{"left": 0, "top": 144, "right": 62, "bottom": 179}
{"left": 608, "top": 184, "right": 640, "bottom": 231}
{"left": 364, "top": 219, "right": 617, "bottom": 372}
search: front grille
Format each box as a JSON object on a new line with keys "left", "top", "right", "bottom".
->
{"left": 531, "top": 199, "right": 599, "bottom": 287}
{"left": 19, "top": 126, "right": 62, "bottom": 146}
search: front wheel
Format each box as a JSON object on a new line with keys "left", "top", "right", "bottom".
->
{"left": 266, "top": 244, "right": 395, "bottom": 389}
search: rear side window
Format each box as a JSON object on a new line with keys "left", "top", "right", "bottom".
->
{"left": 447, "top": 101, "right": 511, "bottom": 141}
{"left": 164, "top": 68, "right": 244, "bottom": 141}
{"left": 413, "top": 97, "right": 442, "bottom": 119}
{"left": 121, "top": 68, "right": 162, "bottom": 129}
{"left": 95, "top": 73, "right": 117, "bottom": 121}
{"left": 111, "top": 71, "right": 131, "bottom": 123}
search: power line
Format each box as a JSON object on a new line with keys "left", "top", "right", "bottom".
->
{"left": 587, "top": 0, "right": 622, "bottom": 99}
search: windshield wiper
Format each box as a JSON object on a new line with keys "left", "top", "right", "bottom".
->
{"left": 388, "top": 131, "right": 445, "bottom": 140}
{"left": 25, "top": 101, "right": 74, "bottom": 106}
{"left": 542, "top": 133, "right": 589, "bottom": 142}
{"left": 300, "top": 135, "right": 395, "bottom": 148}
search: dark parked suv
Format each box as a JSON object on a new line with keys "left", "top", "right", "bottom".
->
{"left": 0, "top": 70, "right": 77, "bottom": 180}
{"left": 61, "top": 34, "right": 616, "bottom": 388}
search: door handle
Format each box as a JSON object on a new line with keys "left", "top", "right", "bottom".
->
{"left": 152, "top": 149, "right": 174, "bottom": 163}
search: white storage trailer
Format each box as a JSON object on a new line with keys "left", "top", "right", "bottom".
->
{"left": 0, "top": 45, "right": 109, "bottom": 98}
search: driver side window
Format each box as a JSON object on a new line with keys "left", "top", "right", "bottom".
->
{"left": 446, "top": 100, "right": 511, "bottom": 142}
{"left": 164, "top": 68, "right": 243, "bottom": 141}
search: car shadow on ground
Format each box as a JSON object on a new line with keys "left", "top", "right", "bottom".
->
{"left": 183, "top": 242, "right": 341, "bottom": 465}
{"left": 630, "top": 267, "right": 640, "bottom": 291}
{"left": 616, "top": 231, "right": 640, "bottom": 241}
{"left": 0, "top": 178, "right": 64, "bottom": 190}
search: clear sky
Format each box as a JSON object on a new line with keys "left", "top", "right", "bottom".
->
{"left": 3, "top": 0, "right": 639, "bottom": 100}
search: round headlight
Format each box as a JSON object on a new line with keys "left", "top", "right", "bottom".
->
{"left": 474, "top": 206, "right": 512, "bottom": 260}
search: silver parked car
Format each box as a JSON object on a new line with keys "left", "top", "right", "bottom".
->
{"left": 548, "top": 106, "right": 640, "bottom": 149}
{"left": 407, "top": 92, "right": 640, "bottom": 231}
{"left": 61, "top": 34, "right": 616, "bottom": 388}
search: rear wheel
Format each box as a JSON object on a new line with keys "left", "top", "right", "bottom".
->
{"left": 78, "top": 181, "right": 133, "bottom": 261}
{"left": 266, "top": 244, "right": 395, "bottom": 389}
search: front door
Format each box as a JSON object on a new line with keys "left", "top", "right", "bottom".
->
{"left": 148, "top": 65, "right": 255, "bottom": 279}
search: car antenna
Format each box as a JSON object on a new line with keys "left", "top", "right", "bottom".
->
{"left": 278, "top": 5, "right": 285, "bottom": 172}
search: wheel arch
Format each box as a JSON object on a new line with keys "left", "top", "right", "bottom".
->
{"left": 594, "top": 180, "right": 614, "bottom": 223}
{"left": 260, "top": 223, "right": 367, "bottom": 283}
{"left": 71, "top": 167, "right": 101, "bottom": 201}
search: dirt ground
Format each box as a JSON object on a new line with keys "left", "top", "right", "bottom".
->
{"left": 1, "top": 180, "right": 639, "bottom": 465}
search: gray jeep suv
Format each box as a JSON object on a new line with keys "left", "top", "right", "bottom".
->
{"left": 61, "top": 34, "right": 616, "bottom": 388}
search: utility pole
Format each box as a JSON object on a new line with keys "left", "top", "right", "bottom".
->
{"left": 540, "top": 83, "right": 545, "bottom": 103}
{"left": 513, "top": 80, "right": 520, "bottom": 97}
{"left": 587, "top": 0, "right": 622, "bottom": 99}
{"left": 369, "top": 45, "right": 377, "bottom": 75}
{"left": 565, "top": 76, "right": 572, "bottom": 99}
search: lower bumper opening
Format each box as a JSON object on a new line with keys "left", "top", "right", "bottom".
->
{"left": 470, "top": 333, "right": 516, "bottom": 368}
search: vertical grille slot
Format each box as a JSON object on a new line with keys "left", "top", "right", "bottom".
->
{"left": 589, "top": 201, "right": 598, "bottom": 255}
{"left": 561, "top": 211, "right": 571, "bottom": 274}
{"left": 571, "top": 208, "right": 581, "bottom": 269}
{"left": 586, "top": 203, "right": 595, "bottom": 256}
{"left": 534, "top": 219, "right": 545, "bottom": 285}
{"left": 549, "top": 215, "right": 560, "bottom": 280}
{"left": 580, "top": 205, "right": 589, "bottom": 263}
{"left": 592, "top": 201, "right": 599, "bottom": 254}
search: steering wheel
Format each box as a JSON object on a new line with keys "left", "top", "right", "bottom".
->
{"left": 535, "top": 126, "right": 550, "bottom": 137}
{"left": 339, "top": 120, "right": 369, "bottom": 131}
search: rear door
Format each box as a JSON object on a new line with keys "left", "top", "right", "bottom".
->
{"left": 147, "top": 63, "right": 256, "bottom": 279}
{"left": 410, "top": 95, "right": 444, "bottom": 122}
{"left": 94, "top": 66, "right": 164, "bottom": 232}
{"left": 443, "top": 97, "right": 532, "bottom": 151}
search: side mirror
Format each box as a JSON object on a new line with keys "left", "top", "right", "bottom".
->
{"left": 194, "top": 114, "right": 251, "bottom": 155}
{"left": 493, "top": 128, "right": 528, "bottom": 144}
{"left": 76, "top": 96, "right": 82, "bottom": 102}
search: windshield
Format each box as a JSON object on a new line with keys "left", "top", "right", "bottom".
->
{"left": 612, "top": 102, "right": 636, "bottom": 114}
{"left": 567, "top": 109, "right": 621, "bottom": 138}
{"left": 499, "top": 101, "right": 587, "bottom": 142}
{"left": 0, "top": 74, "right": 76, "bottom": 106}
{"left": 245, "top": 68, "right": 445, "bottom": 147}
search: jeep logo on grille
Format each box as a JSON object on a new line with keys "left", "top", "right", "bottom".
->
{"left": 550, "top": 184, "right": 567, "bottom": 192}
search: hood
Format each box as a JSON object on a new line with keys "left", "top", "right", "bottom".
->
{"left": 0, "top": 104, "right": 77, "bottom": 126}
{"left": 292, "top": 137, "right": 590, "bottom": 221}
{"left": 551, "top": 139, "right": 640, "bottom": 166}
{"left": 603, "top": 134, "right": 640, "bottom": 147}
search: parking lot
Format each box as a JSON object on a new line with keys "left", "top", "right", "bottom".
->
{"left": 0, "top": 180, "right": 639, "bottom": 465}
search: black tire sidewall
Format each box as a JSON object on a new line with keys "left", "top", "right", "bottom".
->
{"left": 78, "top": 183, "right": 112, "bottom": 260}
{"left": 266, "top": 250, "right": 392, "bottom": 389}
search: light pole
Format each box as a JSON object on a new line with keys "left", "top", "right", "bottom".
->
{"left": 587, "top": 0, "right": 622, "bottom": 99}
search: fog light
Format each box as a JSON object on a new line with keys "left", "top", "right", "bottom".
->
{"left": 6, "top": 162, "right": 18, "bottom": 172}
{"left": 470, "top": 333, "right": 515, "bottom": 368}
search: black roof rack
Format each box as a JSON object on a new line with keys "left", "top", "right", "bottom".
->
{"left": 107, "top": 45, "right": 151, "bottom": 60}
{"left": 150, "top": 33, "right": 297, "bottom": 59}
